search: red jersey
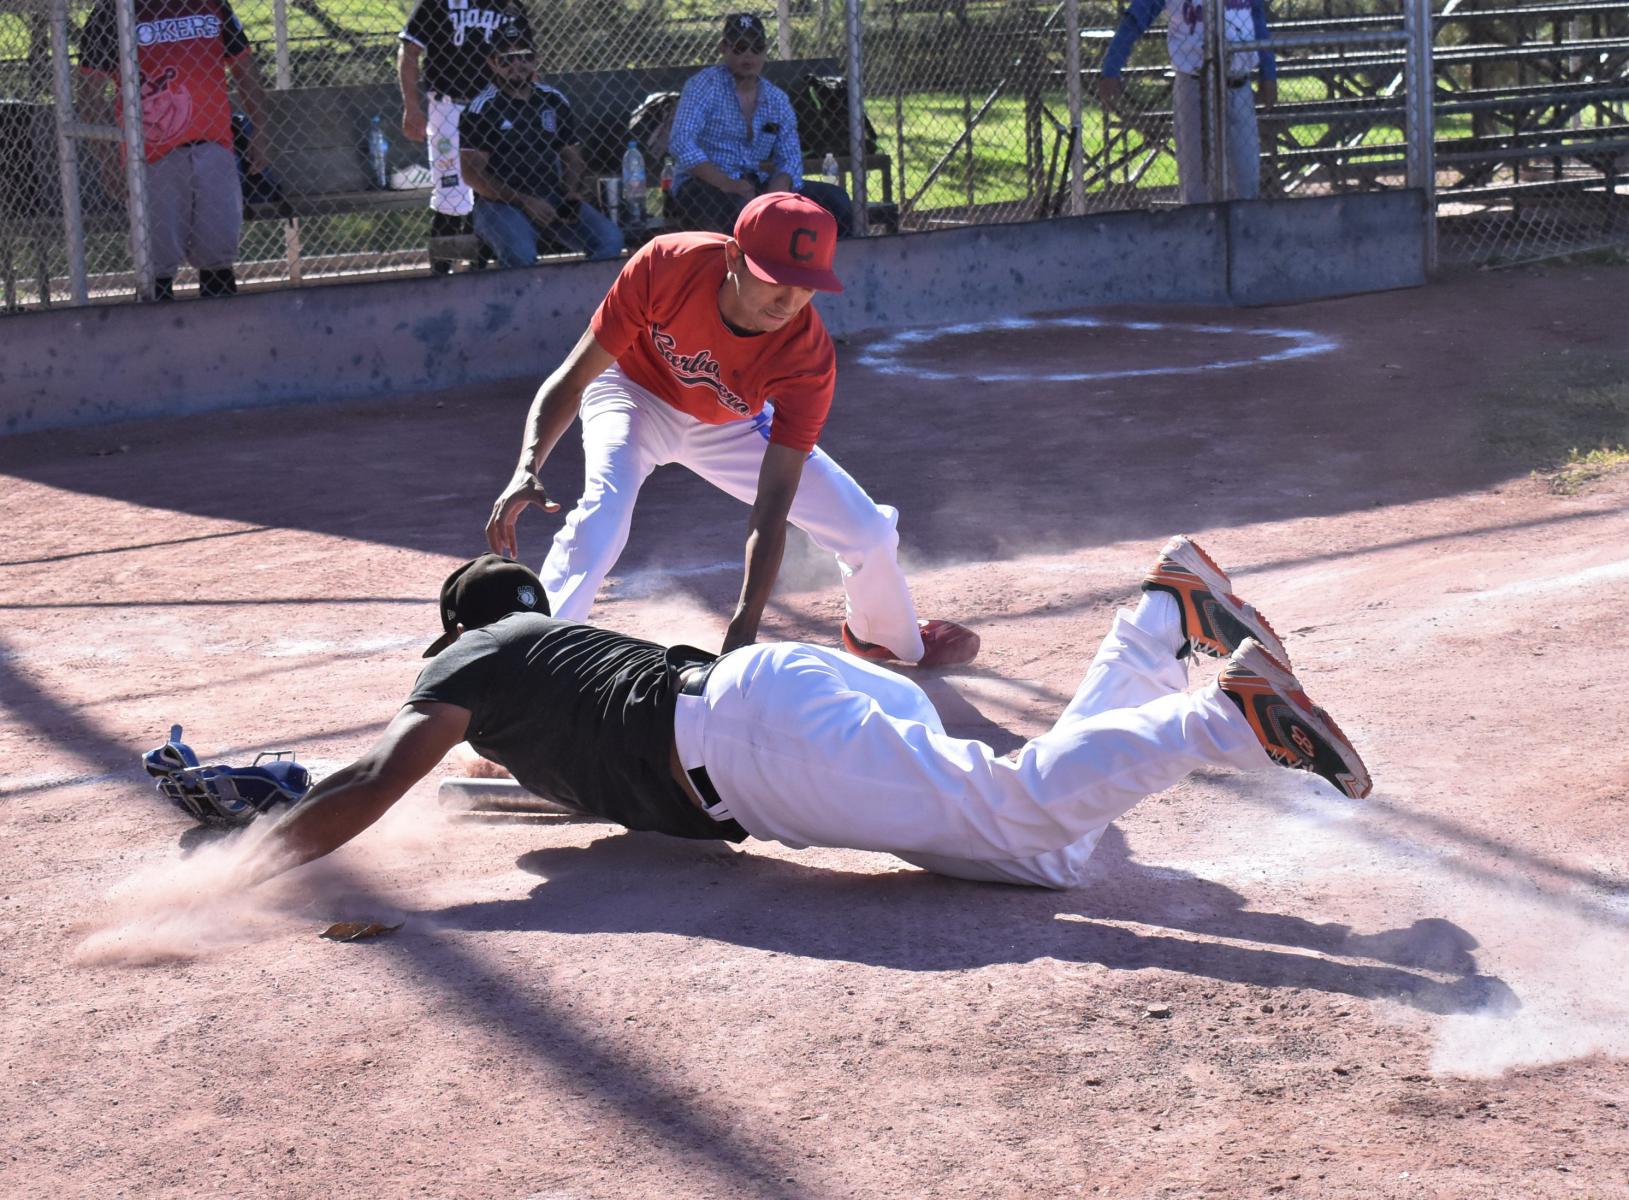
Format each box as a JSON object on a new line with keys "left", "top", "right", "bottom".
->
{"left": 590, "top": 233, "right": 837, "bottom": 453}
{"left": 78, "top": 0, "right": 251, "bottom": 165}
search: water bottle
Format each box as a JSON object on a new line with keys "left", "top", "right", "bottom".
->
{"left": 367, "top": 115, "right": 390, "bottom": 189}
{"left": 621, "top": 139, "right": 647, "bottom": 228}
{"left": 822, "top": 151, "right": 840, "bottom": 181}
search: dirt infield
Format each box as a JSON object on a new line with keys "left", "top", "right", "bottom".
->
{"left": 2, "top": 262, "right": 1627, "bottom": 1199}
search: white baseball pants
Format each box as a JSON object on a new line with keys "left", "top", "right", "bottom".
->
{"left": 672, "top": 606, "right": 1272, "bottom": 889}
{"left": 1172, "top": 71, "right": 1261, "bottom": 204}
{"left": 426, "top": 91, "right": 473, "bottom": 216}
{"left": 541, "top": 365, "right": 928, "bottom": 661}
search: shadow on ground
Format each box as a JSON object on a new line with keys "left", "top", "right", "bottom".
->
{"left": 4, "top": 277, "right": 1625, "bottom": 597}
{"left": 429, "top": 825, "right": 1515, "bottom": 1018}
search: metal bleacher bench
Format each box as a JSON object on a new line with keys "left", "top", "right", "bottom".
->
{"left": 251, "top": 58, "right": 894, "bottom": 274}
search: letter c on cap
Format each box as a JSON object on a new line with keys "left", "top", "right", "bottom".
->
{"left": 789, "top": 227, "right": 818, "bottom": 262}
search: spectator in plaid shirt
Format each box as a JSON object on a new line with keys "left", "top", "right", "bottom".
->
{"left": 668, "top": 13, "right": 852, "bottom": 237}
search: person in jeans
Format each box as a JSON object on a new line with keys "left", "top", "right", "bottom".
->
{"left": 667, "top": 12, "right": 853, "bottom": 236}
{"left": 458, "top": 27, "right": 623, "bottom": 266}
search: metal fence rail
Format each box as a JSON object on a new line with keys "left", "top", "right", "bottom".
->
{"left": 0, "top": 0, "right": 1621, "bottom": 314}
{"left": 1431, "top": 0, "right": 1629, "bottom": 266}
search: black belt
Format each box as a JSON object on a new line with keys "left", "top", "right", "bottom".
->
{"left": 1190, "top": 70, "right": 1252, "bottom": 89}
{"left": 677, "top": 660, "right": 726, "bottom": 811}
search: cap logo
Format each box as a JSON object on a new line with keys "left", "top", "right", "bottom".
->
{"left": 789, "top": 227, "right": 817, "bottom": 262}
{"left": 517, "top": 585, "right": 538, "bottom": 609}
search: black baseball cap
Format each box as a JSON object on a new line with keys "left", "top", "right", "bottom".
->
{"left": 490, "top": 19, "right": 533, "bottom": 53}
{"left": 423, "top": 554, "right": 549, "bottom": 657}
{"left": 722, "top": 13, "right": 767, "bottom": 44}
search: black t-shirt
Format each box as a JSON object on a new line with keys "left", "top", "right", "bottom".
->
{"left": 460, "top": 82, "right": 577, "bottom": 200}
{"left": 400, "top": 0, "right": 534, "bottom": 102}
{"left": 407, "top": 613, "right": 746, "bottom": 842}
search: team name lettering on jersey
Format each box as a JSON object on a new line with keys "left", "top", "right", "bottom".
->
{"left": 450, "top": 7, "right": 504, "bottom": 46}
{"left": 650, "top": 326, "right": 751, "bottom": 417}
{"left": 136, "top": 15, "right": 222, "bottom": 45}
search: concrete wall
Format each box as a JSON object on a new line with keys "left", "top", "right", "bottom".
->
{"left": 0, "top": 192, "right": 1423, "bottom": 436}
{"left": 1228, "top": 190, "right": 1427, "bottom": 306}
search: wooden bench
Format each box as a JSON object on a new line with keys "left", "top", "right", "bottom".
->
{"left": 249, "top": 60, "right": 895, "bottom": 274}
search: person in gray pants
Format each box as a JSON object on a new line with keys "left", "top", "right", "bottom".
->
{"left": 1095, "top": 0, "right": 1278, "bottom": 204}
{"left": 77, "top": 0, "right": 269, "bottom": 298}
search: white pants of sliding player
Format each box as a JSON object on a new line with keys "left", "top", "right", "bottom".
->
{"left": 540, "top": 364, "right": 927, "bottom": 662}
{"left": 426, "top": 91, "right": 472, "bottom": 216}
{"left": 672, "top": 607, "right": 1272, "bottom": 888}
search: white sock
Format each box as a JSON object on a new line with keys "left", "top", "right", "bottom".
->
{"left": 1130, "top": 590, "right": 1184, "bottom": 658}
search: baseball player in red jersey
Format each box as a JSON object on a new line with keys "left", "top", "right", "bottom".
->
{"left": 485, "top": 192, "right": 978, "bottom": 665}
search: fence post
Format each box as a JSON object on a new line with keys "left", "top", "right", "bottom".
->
{"left": 845, "top": 0, "right": 870, "bottom": 237}
{"left": 49, "top": 0, "right": 89, "bottom": 306}
{"left": 273, "top": 0, "right": 292, "bottom": 89}
{"left": 1403, "top": 0, "right": 1437, "bottom": 272}
{"left": 1203, "top": 0, "right": 1228, "bottom": 203}
{"left": 775, "top": 0, "right": 792, "bottom": 59}
{"left": 113, "top": 0, "right": 153, "bottom": 300}
{"left": 1065, "top": 0, "right": 1084, "bottom": 215}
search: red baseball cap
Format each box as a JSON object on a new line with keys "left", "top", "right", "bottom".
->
{"left": 732, "top": 192, "right": 843, "bottom": 293}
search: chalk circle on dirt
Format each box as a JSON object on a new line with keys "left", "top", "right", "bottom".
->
{"left": 856, "top": 316, "right": 1338, "bottom": 383}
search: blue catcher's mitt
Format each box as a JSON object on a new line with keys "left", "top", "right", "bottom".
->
{"left": 142, "top": 724, "right": 312, "bottom": 826}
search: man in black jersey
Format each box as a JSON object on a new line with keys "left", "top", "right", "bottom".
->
{"left": 459, "top": 29, "right": 623, "bottom": 264}
{"left": 398, "top": 0, "right": 534, "bottom": 251}
{"left": 249, "top": 548, "right": 1370, "bottom": 890}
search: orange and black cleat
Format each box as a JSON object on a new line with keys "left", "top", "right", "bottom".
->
{"left": 1218, "top": 639, "right": 1372, "bottom": 799}
{"left": 1142, "top": 534, "right": 1290, "bottom": 665}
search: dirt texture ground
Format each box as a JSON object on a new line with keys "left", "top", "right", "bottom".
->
{"left": 2, "top": 262, "right": 1627, "bottom": 1199}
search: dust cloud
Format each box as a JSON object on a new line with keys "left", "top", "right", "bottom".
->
{"left": 72, "top": 787, "right": 446, "bottom": 967}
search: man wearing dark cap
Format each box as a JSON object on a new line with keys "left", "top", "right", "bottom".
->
{"left": 666, "top": 13, "right": 854, "bottom": 236}
{"left": 243, "top": 547, "right": 1372, "bottom": 892}
{"left": 485, "top": 191, "right": 979, "bottom": 668}
{"left": 459, "top": 26, "right": 623, "bottom": 264}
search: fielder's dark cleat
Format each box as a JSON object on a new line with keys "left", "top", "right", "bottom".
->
{"left": 841, "top": 619, "right": 980, "bottom": 668}
{"left": 1143, "top": 534, "right": 1290, "bottom": 665}
{"left": 1218, "top": 639, "right": 1373, "bottom": 799}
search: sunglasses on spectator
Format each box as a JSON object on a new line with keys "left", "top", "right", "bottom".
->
{"left": 729, "top": 38, "right": 767, "bottom": 54}
{"left": 496, "top": 51, "right": 535, "bottom": 63}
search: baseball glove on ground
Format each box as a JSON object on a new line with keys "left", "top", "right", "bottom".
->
{"left": 142, "top": 724, "right": 312, "bottom": 827}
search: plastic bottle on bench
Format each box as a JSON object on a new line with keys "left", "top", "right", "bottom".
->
{"left": 822, "top": 151, "right": 840, "bottom": 182}
{"left": 367, "top": 115, "right": 390, "bottom": 190}
{"left": 621, "top": 140, "right": 647, "bottom": 229}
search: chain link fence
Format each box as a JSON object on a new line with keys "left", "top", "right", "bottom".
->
{"left": 4, "top": 0, "right": 1617, "bottom": 313}
{"left": 1433, "top": 0, "right": 1629, "bottom": 267}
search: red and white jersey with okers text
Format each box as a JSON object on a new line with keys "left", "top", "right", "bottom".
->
{"left": 78, "top": 0, "right": 251, "bottom": 164}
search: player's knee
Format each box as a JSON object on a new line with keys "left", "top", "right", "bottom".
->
{"left": 825, "top": 501, "right": 901, "bottom": 559}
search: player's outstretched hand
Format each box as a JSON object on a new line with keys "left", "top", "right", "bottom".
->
{"left": 486, "top": 470, "right": 561, "bottom": 559}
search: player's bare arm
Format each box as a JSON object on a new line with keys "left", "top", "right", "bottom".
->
{"left": 486, "top": 329, "right": 617, "bottom": 559}
{"left": 398, "top": 40, "right": 426, "bottom": 141}
{"left": 243, "top": 701, "right": 470, "bottom": 886}
{"left": 721, "top": 442, "right": 805, "bottom": 653}
{"left": 228, "top": 55, "right": 271, "bottom": 173}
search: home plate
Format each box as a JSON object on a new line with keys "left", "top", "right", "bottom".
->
{"left": 437, "top": 777, "right": 599, "bottom": 817}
